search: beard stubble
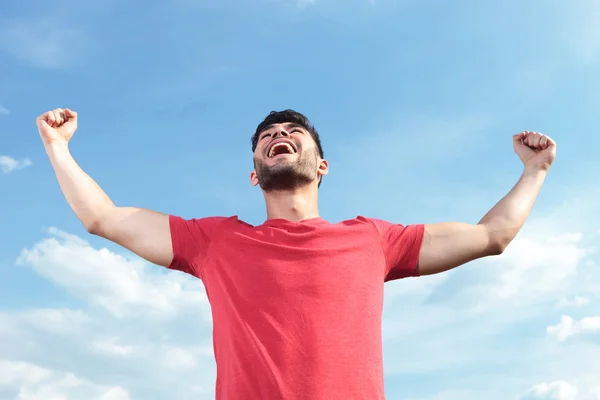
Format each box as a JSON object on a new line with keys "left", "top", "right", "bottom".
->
{"left": 254, "top": 147, "right": 319, "bottom": 191}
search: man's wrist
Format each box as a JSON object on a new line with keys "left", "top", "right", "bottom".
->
{"left": 522, "top": 164, "right": 549, "bottom": 178}
{"left": 44, "top": 140, "right": 70, "bottom": 158}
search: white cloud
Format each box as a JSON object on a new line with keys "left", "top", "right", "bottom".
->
{"left": 547, "top": 315, "right": 600, "bottom": 343}
{"left": 91, "top": 338, "right": 134, "bottom": 357}
{"left": 416, "top": 227, "right": 594, "bottom": 316}
{"left": 517, "top": 381, "right": 578, "bottom": 400}
{"left": 0, "top": 105, "right": 8, "bottom": 115}
{"left": 589, "top": 387, "right": 600, "bottom": 400}
{"left": 6, "top": 185, "right": 600, "bottom": 399}
{"left": 477, "top": 231, "right": 589, "bottom": 306}
{"left": 0, "top": 156, "right": 32, "bottom": 174}
{"left": 379, "top": 187, "right": 600, "bottom": 398}
{"left": 385, "top": 272, "right": 448, "bottom": 300}
{"left": 15, "top": 308, "right": 90, "bottom": 335}
{"left": 7, "top": 229, "right": 217, "bottom": 399}
{"left": 0, "top": 17, "right": 85, "bottom": 69}
{"left": 17, "top": 227, "right": 210, "bottom": 319}
{"left": 0, "top": 360, "right": 130, "bottom": 400}
{"left": 557, "top": 296, "right": 591, "bottom": 309}
{"left": 0, "top": 305, "right": 217, "bottom": 398}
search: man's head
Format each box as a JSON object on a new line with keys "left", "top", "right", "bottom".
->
{"left": 250, "top": 110, "right": 328, "bottom": 192}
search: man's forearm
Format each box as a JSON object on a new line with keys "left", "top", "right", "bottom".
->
{"left": 417, "top": 132, "right": 555, "bottom": 275}
{"left": 479, "top": 166, "right": 547, "bottom": 251}
{"left": 45, "top": 142, "right": 116, "bottom": 232}
{"left": 37, "top": 108, "right": 174, "bottom": 267}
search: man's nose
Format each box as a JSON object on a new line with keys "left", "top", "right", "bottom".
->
{"left": 273, "top": 129, "right": 290, "bottom": 138}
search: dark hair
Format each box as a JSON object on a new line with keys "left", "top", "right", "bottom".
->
{"left": 251, "top": 110, "right": 324, "bottom": 158}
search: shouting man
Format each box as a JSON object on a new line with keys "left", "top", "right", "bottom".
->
{"left": 36, "top": 108, "right": 556, "bottom": 399}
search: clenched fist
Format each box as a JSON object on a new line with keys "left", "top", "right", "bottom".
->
{"left": 513, "top": 131, "right": 556, "bottom": 172}
{"left": 36, "top": 108, "right": 78, "bottom": 147}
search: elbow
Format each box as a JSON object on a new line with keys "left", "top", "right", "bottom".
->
{"left": 85, "top": 217, "right": 106, "bottom": 236}
{"left": 484, "top": 225, "right": 516, "bottom": 256}
{"left": 85, "top": 219, "right": 101, "bottom": 235}
{"left": 83, "top": 206, "right": 116, "bottom": 236}
{"left": 488, "top": 242, "right": 505, "bottom": 256}
{"left": 488, "top": 237, "right": 511, "bottom": 256}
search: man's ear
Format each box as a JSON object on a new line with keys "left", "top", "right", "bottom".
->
{"left": 250, "top": 170, "right": 259, "bottom": 186}
{"left": 317, "top": 159, "right": 329, "bottom": 179}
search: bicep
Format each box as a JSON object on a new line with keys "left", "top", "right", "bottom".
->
{"left": 91, "top": 207, "right": 173, "bottom": 267}
{"left": 417, "top": 222, "right": 500, "bottom": 275}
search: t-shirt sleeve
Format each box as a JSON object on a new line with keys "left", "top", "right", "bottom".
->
{"left": 369, "top": 219, "right": 425, "bottom": 281}
{"left": 168, "top": 215, "right": 227, "bottom": 279}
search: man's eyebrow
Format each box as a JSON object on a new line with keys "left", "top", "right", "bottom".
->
{"left": 260, "top": 124, "right": 275, "bottom": 133}
{"left": 284, "top": 123, "right": 304, "bottom": 130}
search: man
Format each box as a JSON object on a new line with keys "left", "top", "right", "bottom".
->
{"left": 36, "top": 108, "right": 556, "bottom": 399}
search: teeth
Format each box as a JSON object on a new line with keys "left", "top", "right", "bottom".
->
{"left": 268, "top": 143, "right": 295, "bottom": 157}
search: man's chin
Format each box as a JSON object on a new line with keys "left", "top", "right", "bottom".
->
{"left": 263, "top": 161, "right": 297, "bottom": 173}
{"left": 257, "top": 171, "right": 314, "bottom": 192}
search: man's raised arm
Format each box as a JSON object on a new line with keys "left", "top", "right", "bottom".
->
{"left": 37, "top": 108, "right": 173, "bottom": 267}
{"left": 416, "top": 131, "right": 557, "bottom": 276}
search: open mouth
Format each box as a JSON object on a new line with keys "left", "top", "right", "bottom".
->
{"left": 267, "top": 141, "right": 297, "bottom": 158}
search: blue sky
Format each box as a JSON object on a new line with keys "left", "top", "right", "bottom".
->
{"left": 1, "top": 0, "right": 600, "bottom": 398}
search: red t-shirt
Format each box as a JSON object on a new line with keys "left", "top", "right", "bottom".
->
{"left": 169, "top": 215, "right": 424, "bottom": 400}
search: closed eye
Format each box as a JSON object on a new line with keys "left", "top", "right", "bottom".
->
{"left": 260, "top": 128, "right": 302, "bottom": 141}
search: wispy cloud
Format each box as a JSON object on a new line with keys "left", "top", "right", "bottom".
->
{"left": 297, "top": 0, "right": 317, "bottom": 7}
{"left": 0, "top": 17, "right": 85, "bottom": 69}
{"left": 557, "top": 295, "right": 591, "bottom": 309}
{"left": 0, "top": 156, "right": 32, "bottom": 174}
{"left": 562, "top": 0, "right": 600, "bottom": 66}
{"left": 514, "top": 0, "right": 600, "bottom": 102}
{"left": 0, "top": 105, "right": 8, "bottom": 115}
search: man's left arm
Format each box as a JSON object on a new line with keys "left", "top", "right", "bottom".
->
{"left": 417, "top": 131, "right": 557, "bottom": 276}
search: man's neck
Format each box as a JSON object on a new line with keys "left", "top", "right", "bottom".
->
{"left": 263, "top": 185, "right": 320, "bottom": 222}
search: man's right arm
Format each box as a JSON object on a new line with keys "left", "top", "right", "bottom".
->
{"left": 39, "top": 108, "right": 173, "bottom": 267}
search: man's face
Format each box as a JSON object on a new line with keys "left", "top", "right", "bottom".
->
{"left": 250, "top": 122, "right": 328, "bottom": 191}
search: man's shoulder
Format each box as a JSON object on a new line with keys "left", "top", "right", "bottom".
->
{"left": 172, "top": 215, "right": 398, "bottom": 233}
{"left": 331, "top": 216, "right": 385, "bottom": 231}
{"left": 337, "top": 216, "right": 386, "bottom": 225}
{"left": 169, "top": 214, "right": 245, "bottom": 232}
{"left": 336, "top": 216, "right": 414, "bottom": 234}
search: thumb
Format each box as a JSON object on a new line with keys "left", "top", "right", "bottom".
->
{"left": 545, "top": 136, "right": 557, "bottom": 148}
{"left": 36, "top": 114, "right": 51, "bottom": 129}
{"left": 513, "top": 132, "right": 526, "bottom": 144}
{"left": 64, "top": 108, "right": 78, "bottom": 121}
